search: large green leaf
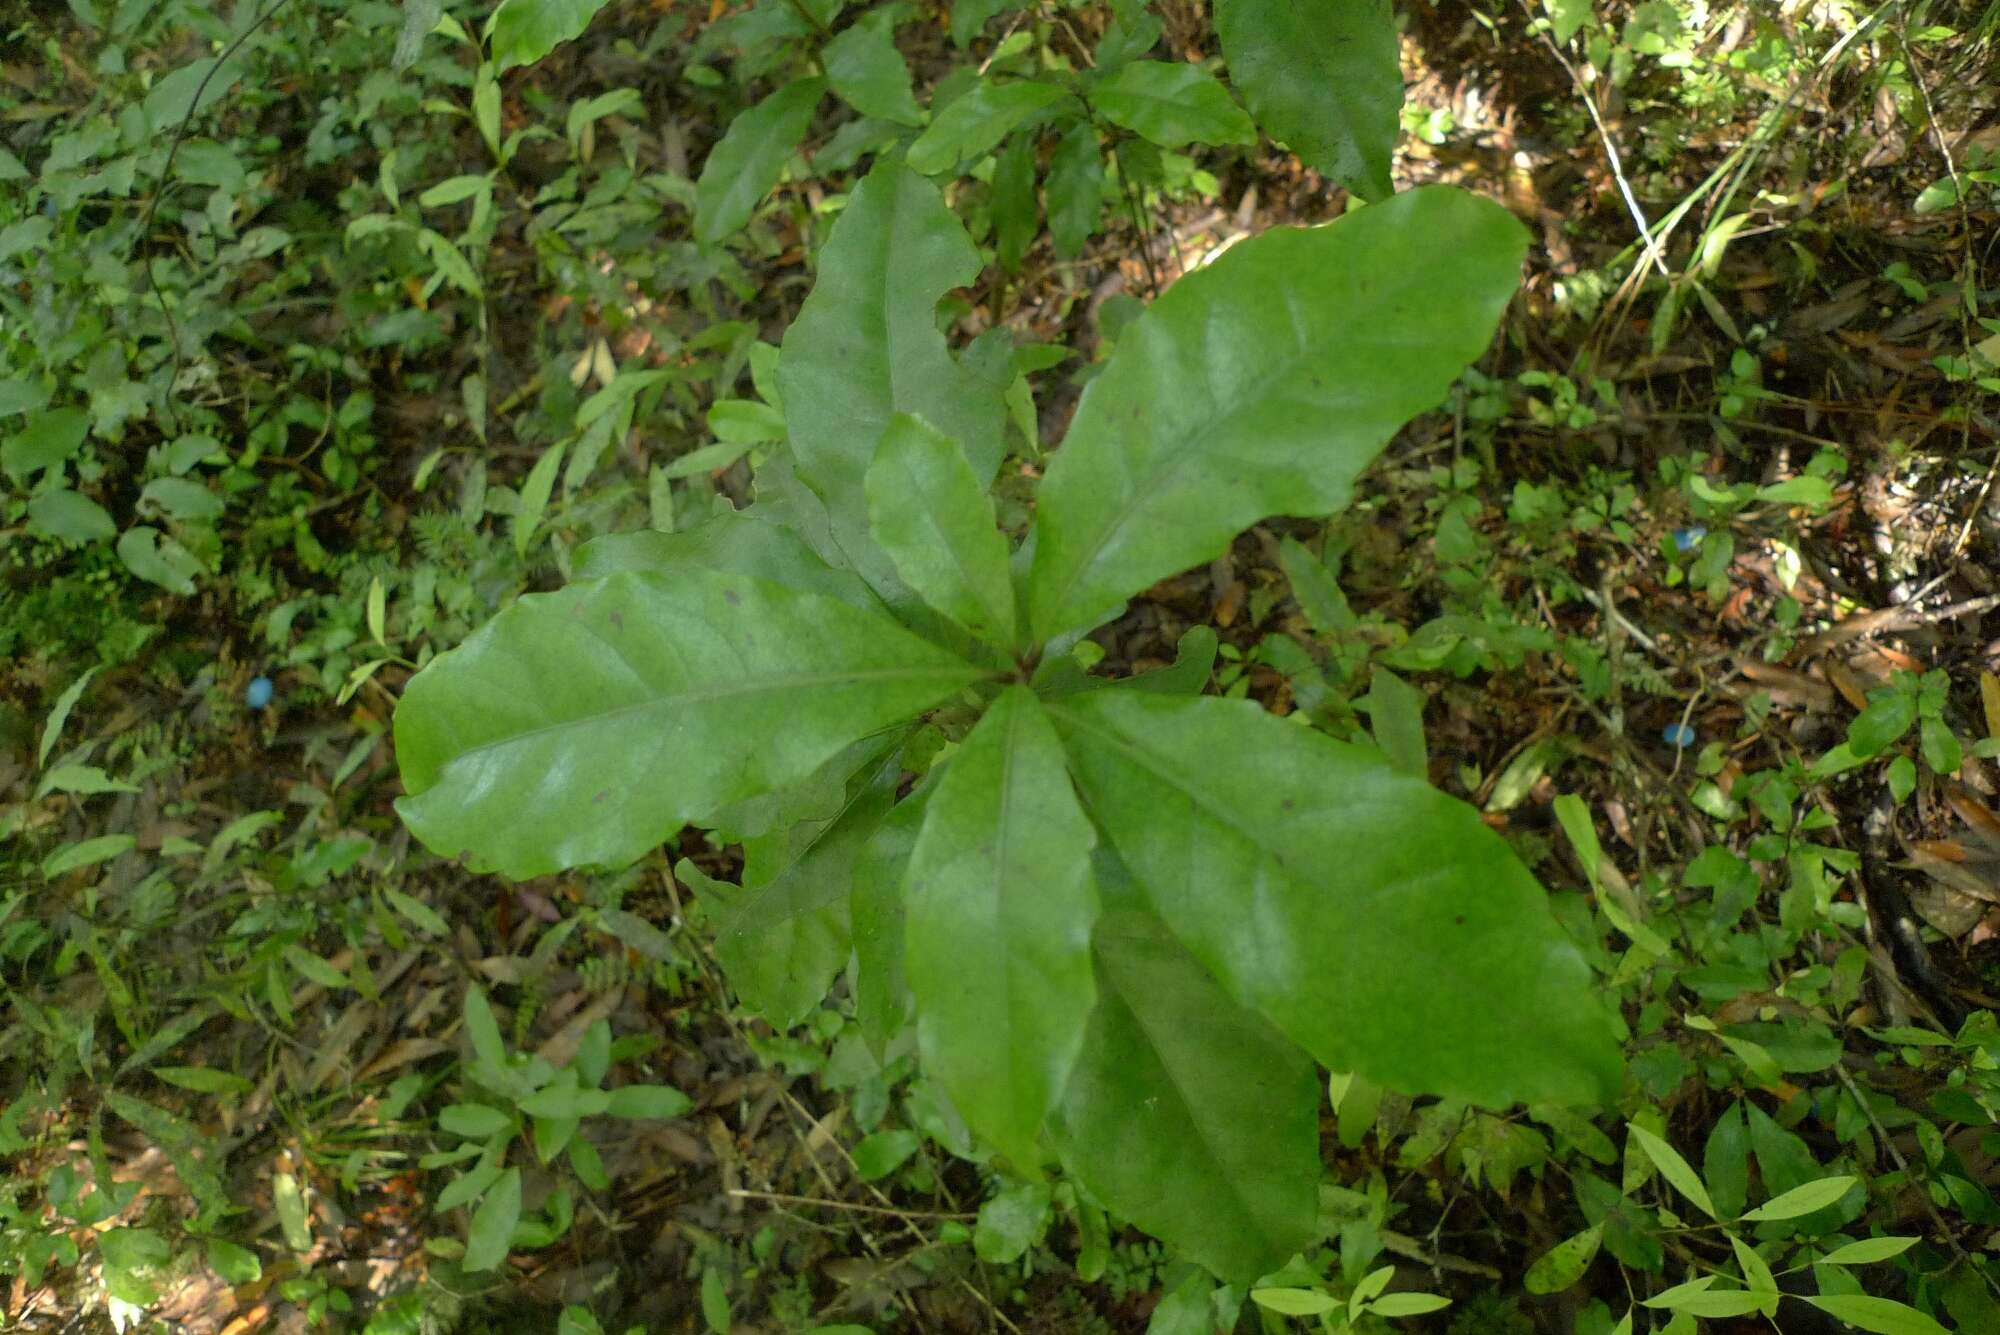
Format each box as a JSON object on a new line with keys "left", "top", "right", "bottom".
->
{"left": 1799, "top": 1295, "right": 1950, "bottom": 1335}
{"left": 1026, "top": 186, "right": 1525, "bottom": 639}
{"left": 394, "top": 569, "right": 985, "bottom": 878}
{"left": 681, "top": 854, "right": 837, "bottom": 1028}
{"left": 603, "top": 488, "right": 988, "bottom": 670}
{"left": 707, "top": 735, "right": 878, "bottom": 844}
{"left": 852, "top": 782, "right": 931, "bottom": 1053}
{"left": 866, "top": 413, "right": 1017, "bottom": 647}
{"left": 776, "top": 161, "right": 1007, "bottom": 599}
{"left": 490, "top": 0, "right": 613, "bottom": 72}
{"left": 1052, "top": 904, "right": 1319, "bottom": 1283}
{"left": 1049, "top": 689, "right": 1621, "bottom": 1108}
{"left": 753, "top": 453, "right": 850, "bottom": 577}
{"left": 693, "top": 77, "right": 826, "bottom": 246}
{"left": 573, "top": 506, "right": 876, "bottom": 609}
{"left": 694, "top": 742, "right": 902, "bottom": 1027}
{"left": 1085, "top": 61, "right": 1255, "bottom": 150}
{"left": 905, "top": 686, "right": 1098, "bottom": 1173}
{"left": 1214, "top": 0, "right": 1401, "bottom": 201}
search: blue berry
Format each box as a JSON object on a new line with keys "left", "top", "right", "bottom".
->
{"left": 1661, "top": 722, "right": 1696, "bottom": 749}
{"left": 1671, "top": 526, "right": 1707, "bottom": 555}
{"left": 246, "top": 676, "right": 274, "bottom": 710}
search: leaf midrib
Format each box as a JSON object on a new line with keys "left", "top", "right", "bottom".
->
{"left": 1052, "top": 698, "right": 1459, "bottom": 929}
{"left": 445, "top": 664, "right": 981, "bottom": 769}
{"left": 1098, "top": 945, "right": 1295, "bottom": 1253}
{"left": 990, "top": 693, "right": 1028, "bottom": 1117}
{"left": 1050, "top": 699, "right": 1292, "bottom": 870}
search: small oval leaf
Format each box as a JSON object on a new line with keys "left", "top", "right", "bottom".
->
{"left": 1250, "top": 1288, "right": 1339, "bottom": 1316}
{"left": 1524, "top": 1223, "right": 1602, "bottom": 1294}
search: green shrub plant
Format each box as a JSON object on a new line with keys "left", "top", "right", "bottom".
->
{"left": 392, "top": 0, "right": 1625, "bottom": 1290}
{"left": 15, "top": 0, "right": 1997, "bottom": 1328}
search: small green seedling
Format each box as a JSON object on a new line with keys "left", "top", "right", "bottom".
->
{"left": 424, "top": 986, "right": 689, "bottom": 1271}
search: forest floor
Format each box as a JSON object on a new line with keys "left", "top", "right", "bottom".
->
{"left": 5, "top": 2, "right": 2000, "bottom": 1333}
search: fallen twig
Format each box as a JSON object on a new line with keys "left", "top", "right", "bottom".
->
{"left": 1797, "top": 593, "right": 2000, "bottom": 655}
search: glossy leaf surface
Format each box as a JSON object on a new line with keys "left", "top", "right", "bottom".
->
{"left": 1215, "top": 0, "right": 1400, "bottom": 200}
{"left": 905, "top": 686, "right": 1098, "bottom": 1172}
{"left": 693, "top": 77, "right": 825, "bottom": 246}
{"left": 395, "top": 570, "right": 983, "bottom": 878}
{"left": 706, "top": 735, "right": 876, "bottom": 845}
{"left": 777, "top": 162, "right": 1006, "bottom": 598}
{"left": 866, "top": 413, "right": 1017, "bottom": 645}
{"left": 490, "top": 0, "right": 613, "bottom": 72}
{"left": 1049, "top": 688, "right": 1621, "bottom": 1107}
{"left": 1052, "top": 906, "right": 1318, "bottom": 1282}
{"left": 1027, "top": 186, "right": 1526, "bottom": 639}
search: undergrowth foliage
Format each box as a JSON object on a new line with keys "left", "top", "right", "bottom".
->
{"left": 394, "top": 0, "right": 1623, "bottom": 1286}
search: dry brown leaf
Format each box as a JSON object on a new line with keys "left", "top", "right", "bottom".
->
{"left": 1909, "top": 882, "right": 1986, "bottom": 936}
{"left": 355, "top": 1038, "right": 452, "bottom": 1085}
{"left": 534, "top": 991, "right": 620, "bottom": 1069}
{"left": 1735, "top": 661, "right": 1836, "bottom": 711}
{"left": 1823, "top": 658, "right": 1873, "bottom": 711}
{"left": 1903, "top": 845, "right": 2000, "bottom": 905}
{"left": 1945, "top": 783, "right": 2000, "bottom": 843}
{"left": 307, "top": 1004, "right": 376, "bottom": 1092}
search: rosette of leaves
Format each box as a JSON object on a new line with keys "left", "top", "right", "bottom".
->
{"left": 392, "top": 160, "right": 1621, "bottom": 1280}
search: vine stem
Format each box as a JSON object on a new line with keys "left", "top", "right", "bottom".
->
{"left": 1515, "top": 0, "right": 1666, "bottom": 279}
{"left": 726, "top": 1188, "right": 975, "bottom": 1221}
{"left": 1109, "top": 140, "right": 1163, "bottom": 296}
{"left": 1829, "top": 1061, "right": 1987, "bottom": 1290}
{"left": 781, "top": 0, "right": 830, "bottom": 38}
{"left": 140, "top": 0, "right": 299, "bottom": 434}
